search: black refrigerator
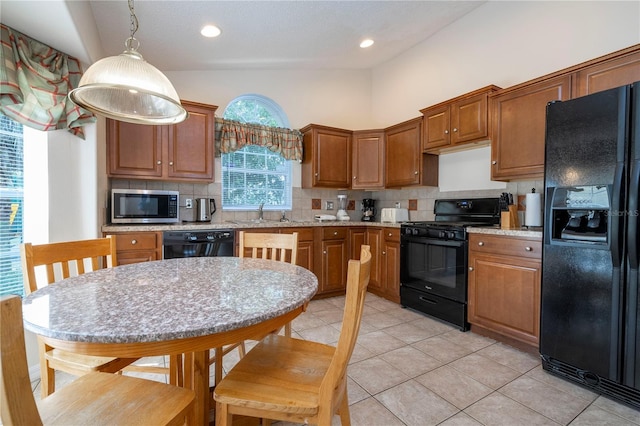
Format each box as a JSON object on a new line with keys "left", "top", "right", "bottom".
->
{"left": 541, "top": 82, "right": 640, "bottom": 409}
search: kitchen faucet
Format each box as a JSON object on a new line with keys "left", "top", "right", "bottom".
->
{"left": 258, "top": 202, "right": 264, "bottom": 220}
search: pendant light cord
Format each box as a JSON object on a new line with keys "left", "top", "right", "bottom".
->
{"left": 125, "top": 0, "right": 139, "bottom": 51}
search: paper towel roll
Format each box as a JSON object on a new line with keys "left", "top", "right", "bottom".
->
{"left": 525, "top": 193, "right": 542, "bottom": 227}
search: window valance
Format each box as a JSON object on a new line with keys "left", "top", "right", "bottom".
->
{"left": 0, "top": 24, "right": 95, "bottom": 139}
{"left": 215, "top": 118, "right": 303, "bottom": 161}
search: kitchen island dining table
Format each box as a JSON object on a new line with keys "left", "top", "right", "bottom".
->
{"left": 22, "top": 256, "right": 318, "bottom": 425}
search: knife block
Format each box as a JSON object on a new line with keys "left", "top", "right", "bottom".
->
{"left": 501, "top": 205, "right": 520, "bottom": 229}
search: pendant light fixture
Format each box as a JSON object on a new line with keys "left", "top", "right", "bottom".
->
{"left": 68, "top": 0, "right": 187, "bottom": 125}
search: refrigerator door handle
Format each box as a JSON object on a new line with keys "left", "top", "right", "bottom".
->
{"left": 611, "top": 162, "right": 625, "bottom": 268}
{"left": 629, "top": 159, "right": 639, "bottom": 270}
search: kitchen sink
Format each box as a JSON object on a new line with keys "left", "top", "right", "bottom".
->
{"left": 226, "top": 219, "right": 280, "bottom": 224}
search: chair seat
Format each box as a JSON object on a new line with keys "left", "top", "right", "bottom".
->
{"left": 45, "top": 348, "right": 136, "bottom": 373}
{"left": 38, "top": 372, "right": 194, "bottom": 425}
{"left": 214, "top": 334, "right": 335, "bottom": 416}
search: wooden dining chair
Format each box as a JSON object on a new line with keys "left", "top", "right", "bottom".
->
{"left": 213, "top": 245, "right": 372, "bottom": 426}
{"left": 20, "top": 236, "right": 175, "bottom": 398}
{"left": 0, "top": 295, "right": 195, "bottom": 426}
{"left": 210, "top": 231, "right": 300, "bottom": 385}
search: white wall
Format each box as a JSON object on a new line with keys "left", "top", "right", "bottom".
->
{"left": 370, "top": 1, "right": 640, "bottom": 191}
{"left": 166, "top": 69, "right": 373, "bottom": 130}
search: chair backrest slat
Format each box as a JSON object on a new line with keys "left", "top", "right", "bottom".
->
{"left": 0, "top": 295, "right": 44, "bottom": 425}
{"left": 318, "top": 245, "right": 371, "bottom": 420}
{"left": 21, "top": 236, "right": 118, "bottom": 295}
{"left": 239, "top": 232, "right": 298, "bottom": 265}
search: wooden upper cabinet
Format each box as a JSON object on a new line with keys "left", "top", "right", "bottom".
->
{"left": 421, "top": 85, "right": 500, "bottom": 153}
{"left": 107, "top": 101, "right": 217, "bottom": 182}
{"left": 301, "top": 124, "right": 352, "bottom": 188}
{"left": 352, "top": 130, "right": 384, "bottom": 190}
{"left": 490, "top": 75, "right": 572, "bottom": 181}
{"left": 385, "top": 118, "right": 438, "bottom": 188}
{"left": 166, "top": 102, "right": 215, "bottom": 180}
{"left": 575, "top": 49, "right": 640, "bottom": 97}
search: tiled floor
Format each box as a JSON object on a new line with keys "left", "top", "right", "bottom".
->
{"left": 32, "top": 293, "right": 640, "bottom": 425}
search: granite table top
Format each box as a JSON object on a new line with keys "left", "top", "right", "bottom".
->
{"left": 22, "top": 257, "right": 318, "bottom": 344}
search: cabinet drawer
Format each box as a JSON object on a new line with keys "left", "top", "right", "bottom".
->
{"left": 469, "top": 234, "right": 541, "bottom": 260}
{"left": 383, "top": 228, "right": 400, "bottom": 242}
{"left": 114, "top": 232, "right": 159, "bottom": 251}
{"left": 322, "top": 227, "right": 348, "bottom": 240}
{"left": 281, "top": 227, "right": 314, "bottom": 241}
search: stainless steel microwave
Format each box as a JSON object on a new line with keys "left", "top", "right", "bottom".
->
{"left": 111, "top": 189, "right": 179, "bottom": 224}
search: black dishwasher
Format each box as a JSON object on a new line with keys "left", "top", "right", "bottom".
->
{"left": 163, "top": 229, "right": 235, "bottom": 259}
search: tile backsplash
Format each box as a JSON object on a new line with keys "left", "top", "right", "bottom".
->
{"left": 110, "top": 179, "right": 543, "bottom": 225}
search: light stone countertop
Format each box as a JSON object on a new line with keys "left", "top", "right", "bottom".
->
{"left": 22, "top": 257, "right": 318, "bottom": 344}
{"left": 102, "top": 220, "right": 402, "bottom": 233}
{"left": 467, "top": 225, "right": 543, "bottom": 239}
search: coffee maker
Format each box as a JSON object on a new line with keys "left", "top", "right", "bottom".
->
{"left": 361, "top": 199, "right": 376, "bottom": 221}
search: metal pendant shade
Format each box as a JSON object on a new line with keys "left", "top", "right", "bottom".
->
{"left": 68, "top": 0, "right": 187, "bottom": 125}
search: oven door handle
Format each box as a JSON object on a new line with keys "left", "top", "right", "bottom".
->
{"left": 419, "top": 296, "right": 438, "bottom": 305}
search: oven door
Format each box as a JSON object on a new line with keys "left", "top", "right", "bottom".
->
{"left": 400, "top": 235, "right": 468, "bottom": 302}
{"left": 163, "top": 233, "right": 235, "bottom": 259}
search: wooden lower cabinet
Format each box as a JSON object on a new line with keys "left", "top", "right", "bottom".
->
{"left": 280, "top": 227, "right": 314, "bottom": 272}
{"left": 105, "top": 231, "right": 163, "bottom": 265}
{"left": 315, "top": 227, "right": 349, "bottom": 296}
{"left": 468, "top": 234, "right": 542, "bottom": 347}
{"left": 381, "top": 229, "right": 401, "bottom": 303}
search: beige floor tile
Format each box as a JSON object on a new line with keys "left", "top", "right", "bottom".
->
{"left": 525, "top": 366, "right": 599, "bottom": 402}
{"left": 346, "top": 376, "right": 370, "bottom": 405}
{"left": 411, "top": 335, "right": 474, "bottom": 363}
{"left": 375, "top": 379, "right": 458, "bottom": 425}
{"left": 440, "top": 329, "right": 496, "bottom": 351}
{"left": 379, "top": 345, "right": 444, "bottom": 377}
{"left": 476, "top": 342, "right": 540, "bottom": 373}
{"left": 354, "top": 329, "right": 406, "bottom": 355}
{"left": 415, "top": 365, "right": 493, "bottom": 409}
{"left": 305, "top": 298, "right": 338, "bottom": 313}
{"left": 348, "top": 396, "right": 405, "bottom": 426}
{"left": 386, "top": 305, "right": 426, "bottom": 322}
{"left": 569, "top": 404, "right": 638, "bottom": 425}
{"left": 348, "top": 342, "right": 376, "bottom": 364}
{"left": 438, "top": 412, "right": 484, "bottom": 425}
{"left": 361, "top": 310, "right": 406, "bottom": 329}
{"left": 500, "top": 375, "right": 592, "bottom": 424}
{"left": 449, "top": 352, "right": 521, "bottom": 389}
{"left": 465, "top": 392, "right": 561, "bottom": 425}
{"left": 408, "top": 314, "right": 457, "bottom": 335}
{"left": 591, "top": 396, "right": 640, "bottom": 424}
{"left": 312, "top": 307, "right": 346, "bottom": 325}
{"left": 291, "top": 312, "right": 327, "bottom": 331}
{"left": 296, "top": 323, "right": 341, "bottom": 344}
{"left": 348, "top": 356, "right": 410, "bottom": 395}
{"left": 382, "top": 321, "right": 441, "bottom": 344}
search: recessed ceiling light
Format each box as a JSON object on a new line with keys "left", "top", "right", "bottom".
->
{"left": 360, "top": 39, "right": 374, "bottom": 48}
{"left": 201, "top": 25, "right": 221, "bottom": 38}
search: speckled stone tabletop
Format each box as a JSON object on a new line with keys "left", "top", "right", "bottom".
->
{"left": 22, "top": 257, "right": 318, "bottom": 344}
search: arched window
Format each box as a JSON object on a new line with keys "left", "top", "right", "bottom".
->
{"left": 221, "top": 94, "right": 292, "bottom": 211}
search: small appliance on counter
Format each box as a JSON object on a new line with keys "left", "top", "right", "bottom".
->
{"left": 380, "top": 208, "right": 408, "bottom": 223}
{"left": 111, "top": 189, "right": 179, "bottom": 224}
{"left": 336, "top": 195, "right": 350, "bottom": 221}
{"left": 361, "top": 198, "right": 376, "bottom": 221}
{"left": 195, "top": 198, "right": 216, "bottom": 222}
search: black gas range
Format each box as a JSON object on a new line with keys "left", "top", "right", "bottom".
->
{"left": 400, "top": 198, "right": 500, "bottom": 330}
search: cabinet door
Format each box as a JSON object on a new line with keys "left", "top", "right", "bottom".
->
{"left": 468, "top": 253, "right": 541, "bottom": 346}
{"left": 422, "top": 104, "right": 450, "bottom": 151}
{"left": 302, "top": 126, "right": 351, "bottom": 188}
{"left": 451, "top": 92, "right": 489, "bottom": 145}
{"left": 385, "top": 118, "right": 422, "bottom": 188}
{"left": 365, "top": 228, "right": 383, "bottom": 293}
{"left": 109, "top": 231, "right": 162, "bottom": 265}
{"left": 382, "top": 229, "right": 400, "bottom": 303}
{"left": 167, "top": 102, "right": 215, "bottom": 181}
{"left": 320, "top": 238, "right": 348, "bottom": 294}
{"left": 352, "top": 131, "right": 384, "bottom": 189}
{"left": 281, "top": 228, "right": 314, "bottom": 271}
{"left": 107, "top": 120, "right": 163, "bottom": 178}
{"left": 575, "top": 51, "right": 640, "bottom": 97}
{"left": 491, "top": 75, "right": 571, "bottom": 180}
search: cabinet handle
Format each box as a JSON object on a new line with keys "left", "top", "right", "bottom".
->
{"left": 478, "top": 241, "right": 484, "bottom": 246}
{"left": 525, "top": 246, "right": 533, "bottom": 251}
{"left": 414, "top": 171, "right": 418, "bottom": 175}
{"left": 323, "top": 250, "right": 327, "bottom": 254}
{"left": 382, "top": 251, "right": 386, "bottom": 255}
{"left": 333, "top": 231, "right": 338, "bottom": 236}
{"left": 469, "top": 267, "right": 474, "bottom": 271}
{"left": 444, "top": 129, "right": 449, "bottom": 134}
{"left": 169, "top": 161, "right": 174, "bottom": 166}
{"left": 131, "top": 239, "right": 137, "bottom": 245}
{"left": 492, "top": 161, "right": 497, "bottom": 165}
{"left": 353, "top": 176, "right": 357, "bottom": 180}
{"left": 388, "top": 233, "right": 392, "bottom": 237}
{"left": 156, "top": 160, "right": 161, "bottom": 165}
{"left": 453, "top": 128, "right": 458, "bottom": 132}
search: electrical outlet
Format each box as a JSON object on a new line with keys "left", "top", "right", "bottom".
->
{"left": 395, "top": 202, "right": 401, "bottom": 208}
{"left": 325, "top": 201, "right": 334, "bottom": 210}
{"left": 185, "top": 199, "right": 193, "bottom": 209}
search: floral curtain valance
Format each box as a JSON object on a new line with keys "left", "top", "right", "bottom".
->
{"left": 0, "top": 24, "right": 95, "bottom": 139}
{"left": 215, "top": 118, "right": 303, "bottom": 161}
